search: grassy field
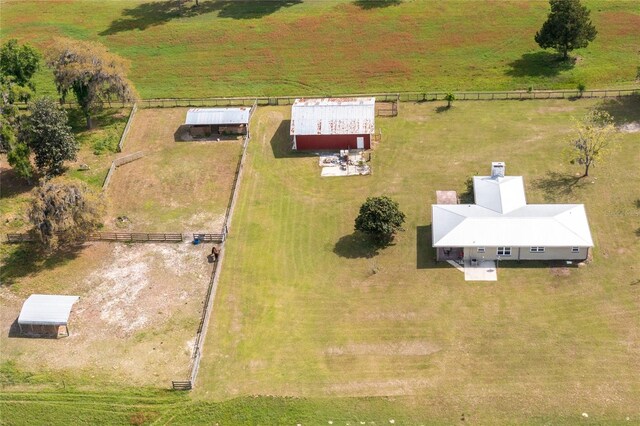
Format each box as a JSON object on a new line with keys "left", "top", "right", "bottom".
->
{"left": 0, "top": 98, "right": 638, "bottom": 423}
{"left": 1, "top": 0, "right": 639, "bottom": 98}
{"left": 105, "top": 108, "right": 242, "bottom": 232}
{"left": 192, "top": 98, "right": 640, "bottom": 421}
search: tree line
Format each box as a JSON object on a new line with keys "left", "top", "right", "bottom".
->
{"left": 1, "top": 38, "right": 136, "bottom": 249}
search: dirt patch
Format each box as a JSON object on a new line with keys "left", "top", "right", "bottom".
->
{"left": 1, "top": 241, "right": 212, "bottom": 386}
{"left": 550, "top": 266, "right": 571, "bottom": 277}
{"left": 619, "top": 122, "right": 640, "bottom": 133}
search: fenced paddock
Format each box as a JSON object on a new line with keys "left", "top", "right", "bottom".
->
{"left": 105, "top": 108, "right": 243, "bottom": 232}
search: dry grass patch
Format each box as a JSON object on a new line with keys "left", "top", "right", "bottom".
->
{"left": 106, "top": 108, "right": 242, "bottom": 232}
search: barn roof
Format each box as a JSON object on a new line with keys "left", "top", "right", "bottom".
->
{"left": 18, "top": 294, "right": 80, "bottom": 326}
{"left": 185, "top": 108, "right": 251, "bottom": 125}
{"left": 290, "top": 97, "right": 375, "bottom": 135}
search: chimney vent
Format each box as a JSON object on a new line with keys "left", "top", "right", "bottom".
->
{"left": 491, "top": 162, "right": 505, "bottom": 178}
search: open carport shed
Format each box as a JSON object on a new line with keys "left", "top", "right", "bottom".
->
{"left": 184, "top": 107, "right": 252, "bottom": 138}
{"left": 18, "top": 294, "right": 80, "bottom": 338}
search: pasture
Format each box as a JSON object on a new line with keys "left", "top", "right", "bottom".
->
{"left": 105, "top": 108, "right": 242, "bottom": 232}
{"left": 0, "top": 240, "right": 214, "bottom": 388}
{"left": 1, "top": 0, "right": 639, "bottom": 98}
{"left": 195, "top": 98, "right": 640, "bottom": 421}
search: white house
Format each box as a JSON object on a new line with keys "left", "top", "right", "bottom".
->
{"left": 432, "top": 162, "right": 593, "bottom": 262}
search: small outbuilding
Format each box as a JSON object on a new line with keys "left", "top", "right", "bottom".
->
{"left": 17, "top": 294, "right": 80, "bottom": 338}
{"left": 184, "top": 107, "right": 252, "bottom": 138}
{"left": 290, "top": 97, "right": 376, "bottom": 151}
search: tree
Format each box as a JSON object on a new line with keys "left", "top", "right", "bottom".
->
{"left": 48, "top": 38, "right": 137, "bottom": 129}
{"left": 28, "top": 178, "right": 104, "bottom": 249}
{"left": 535, "top": 0, "right": 597, "bottom": 60}
{"left": 354, "top": 196, "right": 406, "bottom": 244}
{"left": 567, "top": 110, "right": 618, "bottom": 177}
{"left": 7, "top": 142, "right": 33, "bottom": 182}
{"left": 444, "top": 92, "right": 455, "bottom": 108}
{"left": 0, "top": 39, "right": 41, "bottom": 89}
{"left": 21, "top": 97, "right": 78, "bottom": 177}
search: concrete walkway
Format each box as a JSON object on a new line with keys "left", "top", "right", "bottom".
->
{"left": 463, "top": 260, "right": 498, "bottom": 281}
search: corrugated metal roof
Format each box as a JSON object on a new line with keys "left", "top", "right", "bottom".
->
{"left": 290, "top": 97, "right": 375, "bottom": 135}
{"left": 185, "top": 108, "right": 250, "bottom": 125}
{"left": 18, "top": 294, "right": 80, "bottom": 326}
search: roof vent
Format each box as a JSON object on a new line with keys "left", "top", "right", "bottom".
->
{"left": 491, "top": 162, "right": 505, "bottom": 178}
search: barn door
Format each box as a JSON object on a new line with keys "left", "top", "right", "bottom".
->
{"left": 356, "top": 137, "right": 365, "bottom": 149}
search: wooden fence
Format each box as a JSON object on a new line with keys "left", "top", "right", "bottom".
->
{"left": 102, "top": 151, "right": 145, "bottom": 190}
{"left": 12, "top": 88, "right": 639, "bottom": 111}
{"left": 6, "top": 233, "right": 35, "bottom": 243}
{"left": 171, "top": 380, "right": 192, "bottom": 391}
{"left": 172, "top": 106, "right": 255, "bottom": 391}
{"left": 117, "top": 103, "right": 138, "bottom": 153}
{"left": 87, "top": 232, "right": 183, "bottom": 242}
{"left": 193, "top": 233, "right": 225, "bottom": 243}
{"left": 134, "top": 88, "right": 638, "bottom": 109}
{"left": 6, "top": 231, "right": 183, "bottom": 243}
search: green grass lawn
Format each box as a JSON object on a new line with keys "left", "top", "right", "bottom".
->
{"left": 193, "top": 97, "right": 640, "bottom": 421}
{"left": 1, "top": 0, "right": 638, "bottom": 98}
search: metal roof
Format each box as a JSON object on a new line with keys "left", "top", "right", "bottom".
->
{"left": 432, "top": 165, "right": 594, "bottom": 247}
{"left": 473, "top": 176, "right": 527, "bottom": 214}
{"left": 18, "top": 294, "right": 80, "bottom": 326}
{"left": 290, "top": 97, "right": 375, "bottom": 135}
{"left": 432, "top": 204, "right": 593, "bottom": 247}
{"left": 185, "top": 108, "right": 251, "bottom": 125}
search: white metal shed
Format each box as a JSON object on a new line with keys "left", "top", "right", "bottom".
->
{"left": 18, "top": 294, "right": 80, "bottom": 337}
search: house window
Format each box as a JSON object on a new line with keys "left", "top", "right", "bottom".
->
{"left": 571, "top": 247, "right": 580, "bottom": 253}
{"left": 530, "top": 247, "right": 545, "bottom": 253}
{"left": 477, "top": 247, "right": 485, "bottom": 253}
{"left": 497, "top": 247, "right": 511, "bottom": 256}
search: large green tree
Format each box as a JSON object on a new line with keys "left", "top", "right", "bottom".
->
{"left": 0, "top": 39, "right": 41, "bottom": 89}
{"left": 28, "top": 178, "right": 104, "bottom": 249}
{"left": 355, "top": 196, "right": 406, "bottom": 245}
{"left": 21, "top": 97, "right": 78, "bottom": 177}
{"left": 1, "top": 39, "right": 40, "bottom": 161}
{"left": 535, "top": 0, "right": 597, "bottom": 60}
{"left": 48, "top": 38, "right": 137, "bottom": 129}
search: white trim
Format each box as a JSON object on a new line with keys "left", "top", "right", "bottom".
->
{"left": 571, "top": 247, "right": 580, "bottom": 253}
{"left": 477, "top": 247, "right": 485, "bottom": 253}
{"left": 530, "top": 246, "right": 545, "bottom": 253}
{"left": 497, "top": 247, "right": 511, "bottom": 256}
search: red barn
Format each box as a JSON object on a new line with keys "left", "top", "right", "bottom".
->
{"left": 290, "top": 97, "right": 375, "bottom": 151}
